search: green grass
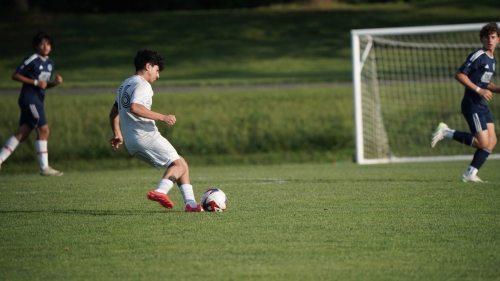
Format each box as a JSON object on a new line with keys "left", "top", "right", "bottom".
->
{"left": 0, "top": 85, "right": 354, "bottom": 168}
{"left": 1, "top": 161, "right": 499, "bottom": 280}
{"left": 1, "top": 0, "right": 499, "bottom": 88}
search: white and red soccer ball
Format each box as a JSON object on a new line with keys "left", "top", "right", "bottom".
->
{"left": 201, "top": 188, "right": 227, "bottom": 212}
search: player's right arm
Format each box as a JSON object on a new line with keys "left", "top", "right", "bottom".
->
{"left": 455, "top": 70, "right": 493, "bottom": 101}
{"left": 109, "top": 103, "right": 123, "bottom": 150}
{"left": 130, "top": 103, "right": 176, "bottom": 126}
{"left": 12, "top": 72, "right": 50, "bottom": 89}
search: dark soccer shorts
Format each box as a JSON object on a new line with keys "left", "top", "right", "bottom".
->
{"left": 18, "top": 102, "right": 47, "bottom": 129}
{"left": 463, "top": 111, "right": 493, "bottom": 134}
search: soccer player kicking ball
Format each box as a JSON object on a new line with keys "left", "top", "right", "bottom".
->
{"left": 0, "top": 31, "right": 63, "bottom": 176}
{"left": 109, "top": 49, "right": 204, "bottom": 212}
{"left": 431, "top": 22, "right": 500, "bottom": 182}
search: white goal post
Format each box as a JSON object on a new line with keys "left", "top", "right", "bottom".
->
{"left": 351, "top": 22, "right": 500, "bottom": 164}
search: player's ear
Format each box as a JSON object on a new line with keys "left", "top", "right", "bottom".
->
{"left": 144, "top": 62, "right": 152, "bottom": 71}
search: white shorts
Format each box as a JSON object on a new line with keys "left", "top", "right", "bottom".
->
{"left": 125, "top": 134, "right": 180, "bottom": 169}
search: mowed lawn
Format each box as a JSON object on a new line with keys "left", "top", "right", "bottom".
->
{"left": 1, "top": 161, "right": 499, "bottom": 281}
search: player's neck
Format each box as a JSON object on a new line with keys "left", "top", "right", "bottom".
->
{"left": 37, "top": 53, "right": 48, "bottom": 61}
{"left": 483, "top": 48, "right": 494, "bottom": 57}
{"left": 135, "top": 71, "right": 148, "bottom": 80}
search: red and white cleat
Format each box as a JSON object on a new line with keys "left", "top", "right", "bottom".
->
{"left": 185, "top": 203, "right": 205, "bottom": 212}
{"left": 147, "top": 191, "right": 174, "bottom": 209}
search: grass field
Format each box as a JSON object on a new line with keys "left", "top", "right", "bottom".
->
{"left": 1, "top": 161, "right": 499, "bottom": 281}
{"left": 1, "top": 0, "right": 500, "bottom": 88}
{"left": 0, "top": 85, "right": 354, "bottom": 169}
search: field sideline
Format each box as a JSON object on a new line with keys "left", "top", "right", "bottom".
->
{"left": 1, "top": 161, "right": 499, "bottom": 281}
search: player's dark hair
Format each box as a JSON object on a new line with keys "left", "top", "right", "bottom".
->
{"left": 480, "top": 22, "right": 500, "bottom": 38}
{"left": 32, "top": 31, "right": 53, "bottom": 50}
{"left": 134, "top": 49, "right": 165, "bottom": 72}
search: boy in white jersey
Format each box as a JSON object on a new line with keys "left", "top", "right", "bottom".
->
{"left": 109, "top": 49, "right": 204, "bottom": 212}
{"left": 431, "top": 22, "right": 500, "bottom": 182}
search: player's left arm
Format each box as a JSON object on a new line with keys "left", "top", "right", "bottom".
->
{"left": 130, "top": 103, "right": 176, "bottom": 126}
{"left": 46, "top": 74, "right": 63, "bottom": 89}
{"left": 455, "top": 70, "right": 493, "bottom": 101}
{"left": 487, "top": 82, "right": 500, "bottom": 94}
{"left": 109, "top": 104, "right": 123, "bottom": 150}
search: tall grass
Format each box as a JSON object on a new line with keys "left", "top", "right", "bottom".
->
{"left": 0, "top": 85, "right": 354, "bottom": 172}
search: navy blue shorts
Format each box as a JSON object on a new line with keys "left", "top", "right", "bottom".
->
{"left": 19, "top": 102, "right": 47, "bottom": 129}
{"left": 463, "top": 111, "right": 493, "bottom": 134}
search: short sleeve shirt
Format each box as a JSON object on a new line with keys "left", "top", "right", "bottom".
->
{"left": 16, "top": 53, "right": 54, "bottom": 104}
{"left": 458, "top": 49, "right": 497, "bottom": 114}
{"left": 115, "top": 75, "right": 159, "bottom": 142}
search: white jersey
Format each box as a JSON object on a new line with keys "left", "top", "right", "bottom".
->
{"left": 115, "top": 75, "right": 160, "bottom": 153}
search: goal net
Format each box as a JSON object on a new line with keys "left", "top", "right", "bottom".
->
{"left": 351, "top": 23, "right": 500, "bottom": 164}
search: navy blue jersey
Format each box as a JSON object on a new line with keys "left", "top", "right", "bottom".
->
{"left": 15, "top": 53, "right": 55, "bottom": 104}
{"left": 458, "top": 49, "right": 497, "bottom": 114}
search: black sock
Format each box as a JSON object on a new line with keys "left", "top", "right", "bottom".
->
{"left": 452, "top": 131, "right": 474, "bottom": 146}
{"left": 470, "top": 149, "right": 491, "bottom": 170}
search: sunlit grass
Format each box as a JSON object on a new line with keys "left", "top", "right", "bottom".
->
{"left": 1, "top": 161, "right": 499, "bottom": 280}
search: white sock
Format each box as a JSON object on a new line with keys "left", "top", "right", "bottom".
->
{"left": 445, "top": 128, "right": 455, "bottom": 138}
{"left": 465, "top": 166, "right": 478, "bottom": 176}
{"left": 179, "top": 184, "right": 197, "bottom": 207}
{"left": 36, "top": 140, "right": 49, "bottom": 170}
{"left": 0, "top": 136, "right": 20, "bottom": 163}
{"left": 155, "top": 179, "right": 174, "bottom": 194}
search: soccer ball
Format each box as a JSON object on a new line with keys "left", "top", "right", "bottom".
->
{"left": 201, "top": 188, "right": 227, "bottom": 212}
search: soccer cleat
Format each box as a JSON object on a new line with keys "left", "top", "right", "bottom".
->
{"left": 431, "top": 122, "right": 448, "bottom": 148}
{"left": 185, "top": 203, "right": 205, "bottom": 212}
{"left": 147, "top": 191, "right": 174, "bottom": 209}
{"left": 40, "top": 166, "right": 63, "bottom": 176}
{"left": 461, "top": 174, "right": 486, "bottom": 183}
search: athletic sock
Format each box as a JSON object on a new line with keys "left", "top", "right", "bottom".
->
{"left": 452, "top": 131, "right": 475, "bottom": 146}
{"left": 155, "top": 179, "right": 174, "bottom": 194}
{"left": 0, "top": 136, "right": 20, "bottom": 163}
{"left": 179, "top": 184, "right": 197, "bottom": 208}
{"left": 444, "top": 128, "right": 455, "bottom": 138}
{"left": 469, "top": 148, "right": 491, "bottom": 171}
{"left": 36, "top": 140, "right": 49, "bottom": 170}
{"left": 464, "top": 166, "right": 478, "bottom": 177}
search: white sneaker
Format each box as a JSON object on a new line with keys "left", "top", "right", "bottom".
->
{"left": 461, "top": 173, "right": 486, "bottom": 183}
{"left": 40, "top": 166, "right": 63, "bottom": 176}
{"left": 431, "top": 122, "right": 448, "bottom": 148}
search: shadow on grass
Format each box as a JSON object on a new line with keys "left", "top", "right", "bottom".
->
{"left": 1, "top": 4, "right": 498, "bottom": 84}
{"left": 0, "top": 209, "right": 176, "bottom": 215}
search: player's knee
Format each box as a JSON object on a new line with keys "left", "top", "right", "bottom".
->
{"left": 179, "top": 156, "right": 189, "bottom": 168}
{"left": 37, "top": 126, "right": 50, "bottom": 139}
{"left": 172, "top": 158, "right": 187, "bottom": 175}
{"left": 476, "top": 138, "right": 490, "bottom": 149}
{"left": 489, "top": 137, "right": 497, "bottom": 149}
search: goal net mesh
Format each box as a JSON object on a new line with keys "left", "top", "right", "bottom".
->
{"left": 354, "top": 26, "right": 500, "bottom": 163}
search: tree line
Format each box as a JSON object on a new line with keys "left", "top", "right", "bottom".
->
{"left": 10, "top": 0, "right": 411, "bottom": 13}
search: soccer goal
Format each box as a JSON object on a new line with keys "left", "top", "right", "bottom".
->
{"left": 351, "top": 22, "right": 500, "bottom": 164}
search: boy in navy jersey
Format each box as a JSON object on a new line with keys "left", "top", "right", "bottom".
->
{"left": 0, "top": 31, "right": 63, "bottom": 176}
{"left": 431, "top": 22, "right": 500, "bottom": 182}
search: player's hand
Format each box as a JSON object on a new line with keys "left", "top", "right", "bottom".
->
{"left": 478, "top": 88, "right": 493, "bottom": 101}
{"left": 160, "top": 114, "right": 176, "bottom": 126}
{"left": 54, "top": 75, "right": 63, "bottom": 85}
{"left": 110, "top": 135, "right": 123, "bottom": 150}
